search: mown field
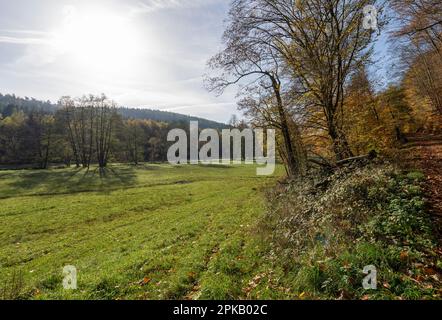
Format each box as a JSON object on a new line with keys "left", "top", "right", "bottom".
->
{"left": 0, "top": 164, "right": 282, "bottom": 300}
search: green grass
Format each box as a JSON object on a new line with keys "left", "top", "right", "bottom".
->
{"left": 2, "top": 163, "right": 438, "bottom": 300}
{"left": 0, "top": 163, "right": 282, "bottom": 300}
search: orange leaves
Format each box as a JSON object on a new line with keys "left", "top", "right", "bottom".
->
{"left": 423, "top": 267, "right": 437, "bottom": 276}
{"left": 138, "top": 277, "right": 151, "bottom": 286}
{"left": 400, "top": 251, "right": 409, "bottom": 261}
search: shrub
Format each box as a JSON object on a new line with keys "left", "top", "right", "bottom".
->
{"left": 260, "top": 164, "right": 439, "bottom": 299}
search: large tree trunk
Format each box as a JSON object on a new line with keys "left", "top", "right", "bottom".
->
{"left": 328, "top": 125, "right": 354, "bottom": 161}
{"left": 272, "top": 77, "right": 304, "bottom": 177}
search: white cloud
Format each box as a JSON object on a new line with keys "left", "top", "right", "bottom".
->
{"left": 0, "top": 36, "right": 46, "bottom": 45}
{"left": 0, "top": 29, "right": 52, "bottom": 45}
{"left": 129, "top": 0, "right": 220, "bottom": 15}
{"left": 0, "top": 0, "right": 237, "bottom": 122}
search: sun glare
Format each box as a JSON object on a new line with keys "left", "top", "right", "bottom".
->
{"left": 54, "top": 6, "right": 141, "bottom": 75}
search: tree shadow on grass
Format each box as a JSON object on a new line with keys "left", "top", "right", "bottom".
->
{"left": 132, "top": 163, "right": 162, "bottom": 171}
{"left": 170, "top": 163, "right": 233, "bottom": 169}
{"left": 5, "top": 168, "right": 83, "bottom": 192}
{"left": 197, "top": 163, "right": 233, "bottom": 169}
{"left": 5, "top": 165, "right": 138, "bottom": 197}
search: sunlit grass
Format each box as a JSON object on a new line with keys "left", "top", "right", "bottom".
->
{"left": 0, "top": 164, "right": 282, "bottom": 300}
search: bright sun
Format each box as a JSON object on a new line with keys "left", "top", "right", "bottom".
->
{"left": 54, "top": 6, "right": 140, "bottom": 74}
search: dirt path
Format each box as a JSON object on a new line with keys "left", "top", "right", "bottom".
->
{"left": 400, "top": 135, "right": 442, "bottom": 241}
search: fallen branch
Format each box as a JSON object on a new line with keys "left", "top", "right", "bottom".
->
{"left": 336, "top": 150, "right": 378, "bottom": 167}
{"left": 308, "top": 150, "right": 377, "bottom": 169}
{"left": 308, "top": 157, "right": 334, "bottom": 169}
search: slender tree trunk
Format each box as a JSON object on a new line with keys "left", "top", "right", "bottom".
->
{"left": 66, "top": 110, "right": 80, "bottom": 168}
{"left": 271, "top": 77, "right": 302, "bottom": 177}
{"left": 87, "top": 107, "right": 94, "bottom": 168}
{"left": 43, "top": 127, "right": 52, "bottom": 169}
{"left": 134, "top": 129, "right": 138, "bottom": 165}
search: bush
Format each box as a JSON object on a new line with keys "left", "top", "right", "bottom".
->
{"left": 260, "top": 164, "right": 440, "bottom": 300}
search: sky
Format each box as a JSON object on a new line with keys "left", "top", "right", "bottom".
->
{"left": 0, "top": 0, "right": 391, "bottom": 123}
{"left": 0, "top": 0, "right": 240, "bottom": 123}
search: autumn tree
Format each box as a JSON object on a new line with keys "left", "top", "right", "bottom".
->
{"left": 58, "top": 95, "right": 118, "bottom": 170}
{"left": 123, "top": 119, "right": 144, "bottom": 165}
{"left": 396, "top": 39, "right": 442, "bottom": 116}
{"left": 209, "top": 0, "right": 383, "bottom": 163}
{"left": 206, "top": 0, "right": 309, "bottom": 176}
{"left": 283, "top": 0, "right": 383, "bottom": 160}
{"left": 391, "top": 0, "right": 442, "bottom": 53}
{"left": 94, "top": 95, "right": 117, "bottom": 169}
{"left": 390, "top": 0, "right": 442, "bottom": 117}
{"left": 344, "top": 66, "right": 386, "bottom": 154}
{"left": 59, "top": 96, "right": 95, "bottom": 168}
{"left": 0, "top": 111, "right": 26, "bottom": 164}
{"left": 25, "top": 112, "right": 55, "bottom": 169}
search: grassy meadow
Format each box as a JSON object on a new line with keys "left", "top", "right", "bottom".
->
{"left": 0, "top": 164, "right": 283, "bottom": 300}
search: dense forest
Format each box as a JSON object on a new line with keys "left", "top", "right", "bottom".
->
{"left": 0, "top": 93, "right": 227, "bottom": 129}
{"left": 0, "top": 93, "right": 228, "bottom": 168}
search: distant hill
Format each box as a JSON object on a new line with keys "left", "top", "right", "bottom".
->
{"left": 0, "top": 93, "right": 228, "bottom": 129}
{"left": 116, "top": 107, "right": 227, "bottom": 129}
{"left": 0, "top": 93, "right": 56, "bottom": 115}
